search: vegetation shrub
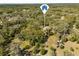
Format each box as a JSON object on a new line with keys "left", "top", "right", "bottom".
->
{"left": 0, "top": 48, "right": 3, "bottom": 56}
{"left": 50, "top": 47, "right": 56, "bottom": 56}
{"left": 40, "top": 48, "right": 47, "bottom": 55}
{"left": 64, "top": 50, "right": 74, "bottom": 56}
{"left": 60, "top": 44, "right": 64, "bottom": 49}
{"left": 70, "top": 47, "right": 74, "bottom": 52}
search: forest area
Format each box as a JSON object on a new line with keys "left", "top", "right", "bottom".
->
{"left": 0, "top": 4, "right": 79, "bottom": 56}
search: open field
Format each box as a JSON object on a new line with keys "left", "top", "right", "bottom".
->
{"left": 0, "top": 4, "right": 79, "bottom": 56}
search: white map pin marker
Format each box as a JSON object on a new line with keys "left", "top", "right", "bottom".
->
{"left": 40, "top": 4, "right": 49, "bottom": 14}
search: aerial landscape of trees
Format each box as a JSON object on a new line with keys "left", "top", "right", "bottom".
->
{"left": 0, "top": 4, "right": 79, "bottom": 56}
